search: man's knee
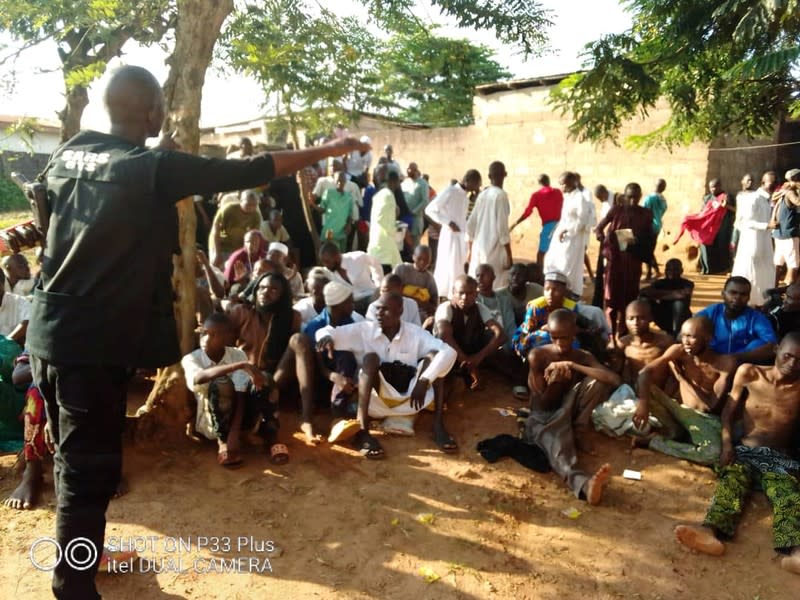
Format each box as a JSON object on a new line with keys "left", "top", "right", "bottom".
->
{"left": 289, "top": 332, "right": 311, "bottom": 354}
{"left": 362, "top": 353, "right": 380, "bottom": 376}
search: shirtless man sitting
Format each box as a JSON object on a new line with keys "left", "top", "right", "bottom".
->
{"left": 524, "top": 309, "right": 621, "bottom": 504}
{"left": 615, "top": 299, "right": 674, "bottom": 387}
{"left": 675, "top": 331, "right": 800, "bottom": 575}
{"left": 634, "top": 317, "right": 737, "bottom": 465}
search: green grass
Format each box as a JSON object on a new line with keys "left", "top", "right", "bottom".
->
{"left": 0, "top": 176, "right": 30, "bottom": 212}
{"left": 0, "top": 211, "right": 34, "bottom": 229}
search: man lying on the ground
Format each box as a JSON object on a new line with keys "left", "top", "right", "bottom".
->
{"left": 639, "top": 258, "right": 693, "bottom": 337}
{"left": 227, "top": 272, "right": 320, "bottom": 446}
{"left": 765, "top": 281, "right": 800, "bottom": 340}
{"left": 0, "top": 269, "right": 30, "bottom": 345}
{"left": 367, "top": 274, "right": 421, "bottom": 326}
{"left": 523, "top": 309, "right": 620, "bottom": 504}
{"left": 319, "top": 242, "right": 382, "bottom": 314}
{"left": 303, "top": 282, "right": 364, "bottom": 435}
{"left": 674, "top": 331, "right": 800, "bottom": 575}
{"left": 616, "top": 300, "right": 674, "bottom": 387}
{"left": 316, "top": 292, "right": 457, "bottom": 458}
{"left": 181, "top": 312, "right": 274, "bottom": 467}
{"left": 634, "top": 317, "right": 737, "bottom": 465}
{"left": 293, "top": 267, "right": 331, "bottom": 328}
{"left": 266, "top": 242, "right": 304, "bottom": 300}
{"left": 393, "top": 245, "right": 438, "bottom": 323}
{"left": 435, "top": 274, "right": 506, "bottom": 390}
{"left": 696, "top": 276, "right": 778, "bottom": 364}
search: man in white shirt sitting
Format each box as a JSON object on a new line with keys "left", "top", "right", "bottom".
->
{"left": 366, "top": 274, "right": 421, "bottom": 326}
{"left": 0, "top": 269, "right": 30, "bottom": 344}
{"left": 316, "top": 292, "right": 457, "bottom": 459}
{"left": 319, "top": 241, "right": 382, "bottom": 314}
{"left": 181, "top": 313, "right": 271, "bottom": 468}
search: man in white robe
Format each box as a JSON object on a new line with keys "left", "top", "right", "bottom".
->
{"left": 544, "top": 172, "right": 594, "bottom": 298}
{"left": 466, "top": 161, "right": 513, "bottom": 289}
{"left": 732, "top": 171, "right": 776, "bottom": 305}
{"left": 425, "top": 169, "right": 482, "bottom": 298}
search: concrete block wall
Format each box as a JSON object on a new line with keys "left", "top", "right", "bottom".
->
{"left": 359, "top": 85, "right": 711, "bottom": 266}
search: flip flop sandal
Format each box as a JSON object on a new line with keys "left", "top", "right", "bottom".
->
{"left": 269, "top": 443, "right": 290, "bottom": 465}
{"left": 353, "top": 430, "right": 385, "bottom": 460}
{"left": 328, "top": 419, "right": 362, "bottom": 444}
{"left": 217, "top": 449, "right": 243, "bottom": 468}
{"left": 434, "top": 431, "right": 458, "bottom": 453}
{"left": 512, "top": 386, "right": 529, "bottom": 400}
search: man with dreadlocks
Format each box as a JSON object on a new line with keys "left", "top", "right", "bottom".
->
{"left": 227, "top": 271, "right": 320, "bottom": 455}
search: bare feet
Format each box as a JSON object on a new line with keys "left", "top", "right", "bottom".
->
{"left": 674, "top": 525, "right": 725, "bottom": 556}
{"left": 585, "top": 463, "right": 611, "bottom": 505}
{"left": 3, "top": 461, "right": 43, "bottom": 510}
{"left": 781, "top": 547, "right": 800, "bottom": 575}
{"left": 300, "top": 422, "right": 322, "bottom": 445}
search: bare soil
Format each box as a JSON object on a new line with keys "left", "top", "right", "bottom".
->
{"left": 1, "top": 274, "right": 798, "bottom": 600}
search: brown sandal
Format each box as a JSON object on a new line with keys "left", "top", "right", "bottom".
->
{"left": 269, "top": 443, "right": 290, "bottom": 465}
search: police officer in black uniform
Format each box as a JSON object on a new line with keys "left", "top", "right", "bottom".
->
{"left": 27, "top": 65, "right": 369, "bottom": 600}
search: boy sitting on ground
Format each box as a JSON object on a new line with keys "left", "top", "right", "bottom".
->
{"left": 634, "top": 316, "right": 737, "bottom": 465}
{"left": 616, "top": 299, "right": 674, "bottom": 387}
{"left": 182, "top": 313, "right": 272, "bottom": 467}
{"left": 393, "top": 245, "right": 439, "bottom": 323}
{"left": 524, "top": 309, "right": 621, "bottom": 504}
{"left": 675, "top": 332, "right": 800, "bottom": 575}
{"left": 435, "top": 274, "right": 506, "bottom": 390}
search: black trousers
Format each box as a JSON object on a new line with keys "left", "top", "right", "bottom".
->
{"left": 31, "top": 356, "right": 127, "bottom": 600}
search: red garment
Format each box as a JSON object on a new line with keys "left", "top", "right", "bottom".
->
{"left": 223, "top": 246, "right": 266, "bottom": 285}
{"left": 519, "top": 186, "right": 564, "bottom": 223}
{"left": 673, "top": 198, "right": 727, "bottom": 245}
{"left": 23, "top": 385, "right": 46, "bottom": 462}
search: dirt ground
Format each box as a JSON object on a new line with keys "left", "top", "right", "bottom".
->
{"left": 2, "top": 273, "right": 799, "bottom": 600}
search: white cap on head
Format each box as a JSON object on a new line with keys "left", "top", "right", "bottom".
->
{"left": 360, "top": 135, "right": 371, "bottom": 144}
{"left": 268, "top": 242, "right": 289, "bottom": 256}
{"left": 323, "top": 281, "right": 353, "bottom": 307}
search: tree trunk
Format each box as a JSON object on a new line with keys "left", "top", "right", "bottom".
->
{"left": 137, "top": 0, "right": 234, "bottom": 439}
{"left": 57, "top": 84, "right": 89, "bottom": 142}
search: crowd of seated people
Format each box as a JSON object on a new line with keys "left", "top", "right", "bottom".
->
{"left": 3, "top": 154, "right": 800, "bottom": 578}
